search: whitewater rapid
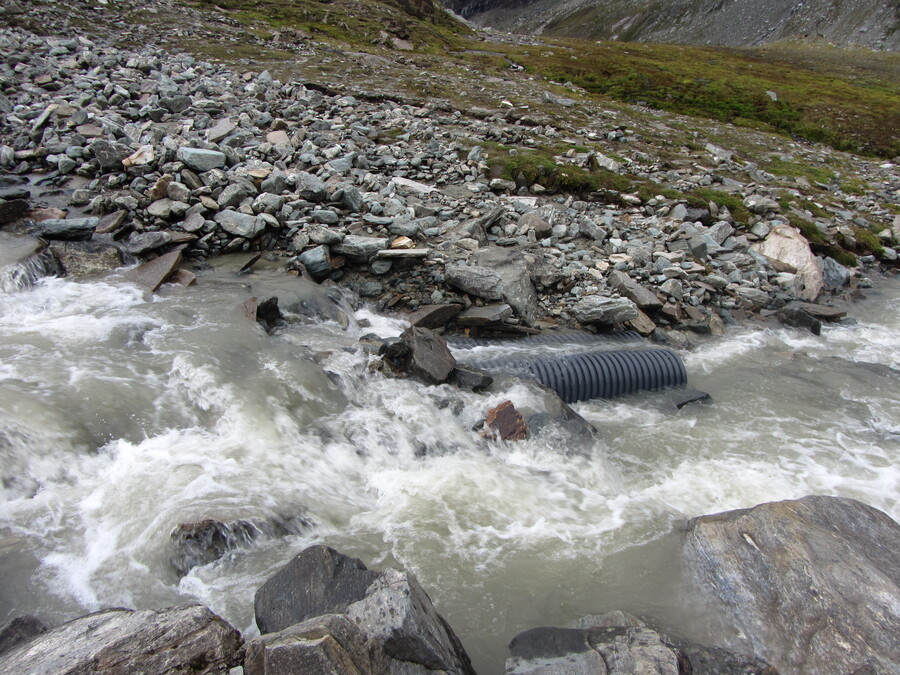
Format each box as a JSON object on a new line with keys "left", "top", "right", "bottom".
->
{"left": 1, "top": 258, "right": 897, "bottom": 671}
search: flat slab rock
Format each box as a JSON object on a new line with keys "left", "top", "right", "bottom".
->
{"left": 0, "top": 605, "right": 243, "bottom": 674}
{"left": 683, "top": 495, "right": 900, "bottom": 674}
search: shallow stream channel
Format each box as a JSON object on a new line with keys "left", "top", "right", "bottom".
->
{"left": 1, "top": 251, "right": 898, "bottom": 672}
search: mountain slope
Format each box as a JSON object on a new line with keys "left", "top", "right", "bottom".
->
{"left": 444, "top": 0, "right": 900, "bottom": 51}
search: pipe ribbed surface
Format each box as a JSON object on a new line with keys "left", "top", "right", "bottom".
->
{"left": 448, "top": 330, "right": 643, "bottom": 350}
{"left": 471, "top": 348, "right": 687, "bottom": 403}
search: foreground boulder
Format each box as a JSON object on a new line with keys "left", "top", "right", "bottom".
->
{"left": 0, "top": 605, "right": 243, "bottom": 674}
{"left": 683, "top": 496, "right": 900, "bottom": 674}
{"left": 506, "top": 611, "right": 774, "bottom": 675}
{"left": 252, "top": 545, "right": 474, "bottom": 674}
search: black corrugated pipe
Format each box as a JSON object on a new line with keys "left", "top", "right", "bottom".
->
{"left": 469, "top": 348, "right": 687, "bottom": 403}
{"left": 448, "top": 330, "right": 643, "bottom": 350}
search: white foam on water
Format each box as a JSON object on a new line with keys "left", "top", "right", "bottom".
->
{"left": 1, "top": 273, "right": 899, "bottom": 673}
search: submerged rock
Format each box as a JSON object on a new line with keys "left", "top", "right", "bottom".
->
{"left": 0, "top": 605, "right": 243, "bottom": 674}
{"left": 683, "top": 496, "right": 900, "bottom": 674}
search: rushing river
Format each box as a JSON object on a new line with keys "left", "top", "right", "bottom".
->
{"left": 1, "top": 251, "right": 898, "bottom": 673}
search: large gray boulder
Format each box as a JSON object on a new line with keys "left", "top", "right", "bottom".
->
{"left": 253, "top": 545, "right": 474, "bottom": 674}
{"left": 683, "top": 496, "right": 900, "bottom": 674}
{"left": 0, "top": 605, "right": 243, "bottom": 674}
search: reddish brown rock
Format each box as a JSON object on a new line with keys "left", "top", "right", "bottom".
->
{"left": 486, "top": 400, "right": 527, "bottom": 441}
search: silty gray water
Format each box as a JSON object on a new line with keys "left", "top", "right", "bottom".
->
{"left": 0, "top": 252, "right": 897, "bottom": 672}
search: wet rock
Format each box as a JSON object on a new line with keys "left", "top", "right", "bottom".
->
{"left": 0, "top": 616, "right": 47, "bottom": 656}
{"left": 170, "top": 514, "right": 306, "bottom": 576}
{"left": 451, "top": 364, "right": 493, "bottom": 392}
{"left": 215, "top": 210, "right": 265, "bottom": 239}
{"left": 50, "top": 240, "right": 122, "bottom": 277}
{"left": 608, "top": 269, "right": 662, "bottom": 310}
{"left": 783, "top": 300, "right": 846, "bottom": 321}
{"left": 123, "top": 249, "right": 182, "bottom": 292}
{"left": 573, "top": 295, "right": 638, "bottom": 325}
{"left": 407, "top": 303, "right": 463, "bottom": 329}
{"left": 751, "top": 225, "right": 824, "bottom": 300}
{"left": 256, "top": 296, "right": 284, "bottom": 333}
{"left": 396, "top": 326, "right": 457, "bottom": 384}
{"left": 683, "top": 496, "right": 900, "bottom": 674}
{"left": 29, "top": 217, "right": 98, "bottom": 241}
{"left": 176, "top": 147, "right": 226, "bottom": 172}
{"left": 776, "top": 305, "right": 821, "bottom": 335}
{"left": 0, "top": 605, "right": 243, "bottom": 674}
{"left": 95, "top": 209, "right": 128, "bottom": 235}
{"left": 485, "top": 400, "right": 527, "bottom": 440}
{"left": 456, "top": 303, "right": 513, "bottom": 326}
{"left": 255, "top": 544, "right": 475, "bottom": 673}
{"left": 168, "top": 268, "right": 196, "bottom": 286}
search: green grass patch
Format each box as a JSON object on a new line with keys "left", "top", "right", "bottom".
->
{"left": 853, "top": 227, "right": 886, "bottom": 258}
{"left": 766, "top": 159, "right": 835, "bottom": 185}
{"left": 502, "top": 39, "right": 900, "bottom": 158}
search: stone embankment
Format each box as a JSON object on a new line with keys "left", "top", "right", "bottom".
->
{"left": 2, "top": 497, "right": 898, "bottom": 674}
{"left": 1, "top": 28, "right": 897, "bottom": 341}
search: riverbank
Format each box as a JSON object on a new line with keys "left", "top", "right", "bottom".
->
{"left": 0, "top": 21, "right": 897, "bottom": 344}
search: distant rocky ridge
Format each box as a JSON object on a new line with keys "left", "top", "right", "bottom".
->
{"left": 444, "top": 0, "right": 900, "bottom": 50}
